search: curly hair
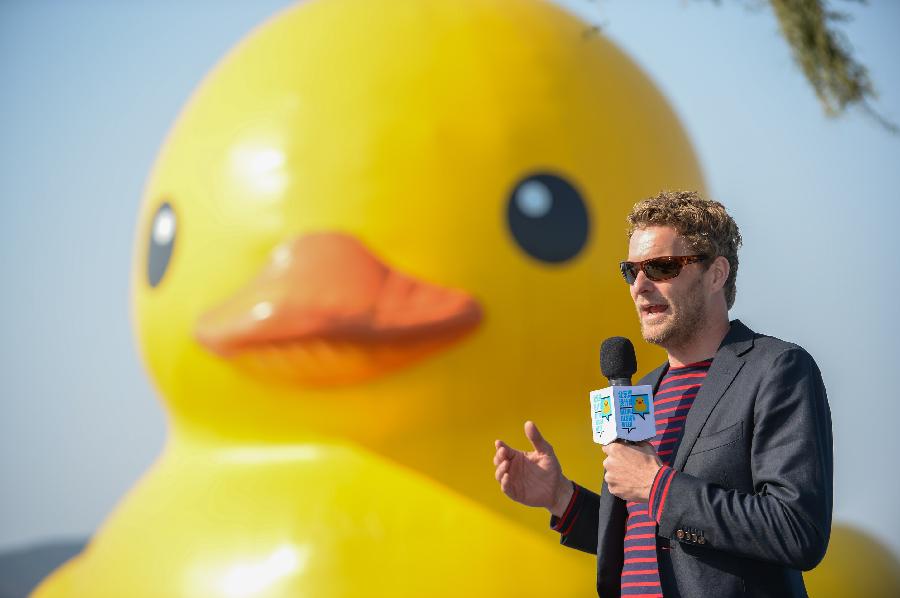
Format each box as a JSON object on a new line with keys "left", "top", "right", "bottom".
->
{"left": 627, "top": 190, "right": 743, "bottom": 309}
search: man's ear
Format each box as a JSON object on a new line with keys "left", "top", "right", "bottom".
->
{"left": 708, "top": 256, "right": 730, "bottom": 293}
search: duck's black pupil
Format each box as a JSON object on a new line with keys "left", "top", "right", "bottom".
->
{"left": 147, "top": 202, "right": 176, "bottom": 287}
{"left": 506, "top": 173, "right": 590, "bottom": 263}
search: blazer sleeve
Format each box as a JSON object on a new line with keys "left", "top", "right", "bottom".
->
{"left": 656, "top": 347, "right": 833, "bottom": 570}
{"left": 549, "top": 482, "right": 601, "bottom": 554}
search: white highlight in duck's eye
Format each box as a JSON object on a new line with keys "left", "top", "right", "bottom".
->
{"left": 251, "top": 301, "right": 274, "bottom": 321}
{"left": 516, "top": 180, "right": 553, "bottom": 218}
{"left": 152, "top": 206, "right": 176, "bottom": 245}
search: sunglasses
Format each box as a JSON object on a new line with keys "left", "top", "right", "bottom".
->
{"left": 619, "top": 255, "right": 708, "bottom": 285}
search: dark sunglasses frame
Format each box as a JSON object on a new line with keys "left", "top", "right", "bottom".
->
{"left": 619, "top": 255, "right": 708, "bottom": 284}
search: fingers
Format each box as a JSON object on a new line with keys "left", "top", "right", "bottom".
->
{"left": 601, "top": 441, "right": 629, "bottom": 456}
{"left": 631, "top": 441, "right": 657, "bottom": 455}
{"left": 493, "top": 440, "right": 514, "bottom": 466}
{"left": 494, "top": 441, "right": 513, "bottom": 496}
{"left": 524, "top": 420, "right": 552, "bottom": 453}
{"left": 602, "top": 440, "right": 656, "bottom": 461}
{"left": 494, "top": 459, "right": 510, "bottom": 482}
{"left": 630, "top": 440, "right": 662, "bottom": 465}
{"left": 603, "top": 457, "right": 615, "bottom": 487}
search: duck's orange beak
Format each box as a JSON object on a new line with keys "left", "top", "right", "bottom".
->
{"left": 195, "top": 233, "right": 482, "bottom": 386}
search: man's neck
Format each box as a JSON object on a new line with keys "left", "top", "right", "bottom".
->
{"left": 664, "top": 316, "right": 731, "bottom": 367}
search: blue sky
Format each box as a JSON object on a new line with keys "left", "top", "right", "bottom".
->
{"left": 2, "top": 0, "right": 899, "bottom": 557}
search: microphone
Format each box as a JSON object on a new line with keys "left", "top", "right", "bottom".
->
{"left": 600, "top": 336, "right": 637, "bottom": 387}
{"left": 590, "top": 337, "right": 655, "bottom": 445}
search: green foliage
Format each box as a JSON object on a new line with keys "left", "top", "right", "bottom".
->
{"left": 768, "top": 0, "right": 896, "bottom": 131}
{"left": 577, "top": 0, "right": 896, "bottom": 132}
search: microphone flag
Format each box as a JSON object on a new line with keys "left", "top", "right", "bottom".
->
{"left": 590, "top": 384, "right": 656, "bottom": 445}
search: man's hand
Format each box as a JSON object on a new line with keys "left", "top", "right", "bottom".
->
{"left": 493, "top": 421, "right": 573, "bottom": 517}
{"left": 601, "top": 441, "right": 663, "bottom": 502}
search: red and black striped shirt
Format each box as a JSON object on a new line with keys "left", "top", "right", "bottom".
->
{"left": 554, "top": 359, "right": 712, "bottom": 598}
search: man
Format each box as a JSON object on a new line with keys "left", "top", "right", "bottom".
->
{"left": 493, "top": 191, "right": 833, "bottom": 598}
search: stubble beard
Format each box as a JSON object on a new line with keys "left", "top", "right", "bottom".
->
{"left": 639, "top": 281, "right": 707, "bottom": 351}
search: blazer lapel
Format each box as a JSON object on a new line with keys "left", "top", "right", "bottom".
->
{"left": 643, "top": 363, "right": 667, "bottom": 393}
{"left": 671, "top": 320, "right": 755, "bottom": 472}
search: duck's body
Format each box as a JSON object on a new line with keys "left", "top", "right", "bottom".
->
{"left": 36, "top": 439, "right": 592, "bottom": 597}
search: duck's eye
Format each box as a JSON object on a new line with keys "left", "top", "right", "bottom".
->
{"left": 506, "top": 173, "right": 590, "bottom": 263}
{"left": 147, "top": 202, "right": 177, "bottom": 287}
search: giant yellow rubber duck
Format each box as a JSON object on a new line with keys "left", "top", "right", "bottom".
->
{"left": 33, "top": 0, "right": 714, "bottom": 595}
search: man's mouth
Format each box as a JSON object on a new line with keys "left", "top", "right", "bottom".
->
{"left": 641, "top": 303, "right": 669, "bottom": 318}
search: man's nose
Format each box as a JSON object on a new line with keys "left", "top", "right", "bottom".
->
{"left": 632, "top": 269, "right": 655, "bottom": 294}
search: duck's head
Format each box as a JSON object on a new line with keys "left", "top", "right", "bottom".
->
{"left": 131, "top": 0, "right": 703, "bottom": 502}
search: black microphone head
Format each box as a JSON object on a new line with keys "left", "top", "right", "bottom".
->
{"left": 600, "top": 336, "right": 637, "bottom": 382}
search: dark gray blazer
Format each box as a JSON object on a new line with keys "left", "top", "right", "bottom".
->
{"left": 559, "top": 320, "right": 833, "bottom": 597}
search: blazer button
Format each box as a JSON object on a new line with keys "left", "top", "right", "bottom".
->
{"left": 676, "top": 529, "right": 685, "bottom": 540}
{"left": 698, "top": 535, "right": 706, "bottom": 545}
{"left": 691, "top": 533, "right": 698, "bottom": 543}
